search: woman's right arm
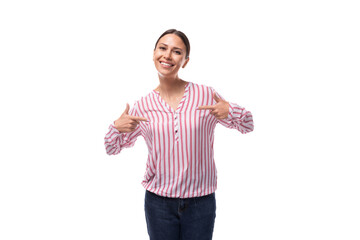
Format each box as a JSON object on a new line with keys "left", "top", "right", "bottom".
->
{"left": 104, "top": 103, "right": 147, "bottom": 155}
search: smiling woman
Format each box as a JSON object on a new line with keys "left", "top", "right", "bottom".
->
{"left": 104, "top": 29, "right": 254, "bottom": 240}
{"left": 153, "top": 30, "right": 190, "bottom": 92}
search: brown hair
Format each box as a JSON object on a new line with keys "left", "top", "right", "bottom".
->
{"left": 154, "top": 29, "right": 190, "bottom": 59}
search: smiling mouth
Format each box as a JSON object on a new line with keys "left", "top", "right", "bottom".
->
{"left": 160, "top": 61, "right": 174, "bottom": 67}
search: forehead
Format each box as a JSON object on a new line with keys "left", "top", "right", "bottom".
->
{"left": 157, "top": 34, "right": 186, "bottom": 50}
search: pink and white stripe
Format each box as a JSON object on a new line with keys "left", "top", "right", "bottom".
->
{"left": 104, "top": 82, "right": 254, "bottom": 198}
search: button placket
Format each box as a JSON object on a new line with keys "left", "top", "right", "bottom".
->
{"left": 174, "top": 112, "right": 179, "bottom": 142}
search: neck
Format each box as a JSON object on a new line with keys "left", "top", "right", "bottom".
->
{"left": 156, "top": 74, "right": 186, "bottom": 95}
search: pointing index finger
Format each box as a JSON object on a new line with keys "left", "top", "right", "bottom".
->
{"left": 129, "top": 115, "right": 148, "bottom": 122}
{"left": 197, "top": 105, "right": 215, "bottom": 110}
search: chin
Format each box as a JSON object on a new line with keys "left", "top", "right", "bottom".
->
{"left": 158, "top": 72, "right": 175, "bottom": 78}
{"left": 156, "top": 68, "right": 174, "bottom": 76}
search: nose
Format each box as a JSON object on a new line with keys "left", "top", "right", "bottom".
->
{"left": 164, "top": 49, "right": 172, "bottom": 59}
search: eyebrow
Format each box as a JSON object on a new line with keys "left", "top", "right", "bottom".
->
{"left": 159, "top": 43, "right": 184, "bottom": 51}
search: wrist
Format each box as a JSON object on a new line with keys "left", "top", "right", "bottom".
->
{"left": 112, "top": 122, "right": 122, "bottom": 133}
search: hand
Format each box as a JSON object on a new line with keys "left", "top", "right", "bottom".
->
{"left": 197, "top": 92, "right": 230, "bottom": 119}
{"left": 114, "top": 104, "right": 148, "bottom": 133}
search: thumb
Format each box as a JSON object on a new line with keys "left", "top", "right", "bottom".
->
{"left": 123, "top": 103, "right": 130, "bottom": 115}
{"left": 213, "top": 92, "right": 221, "bottom": 103}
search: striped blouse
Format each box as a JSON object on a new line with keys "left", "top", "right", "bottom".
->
{"left": 104, "top": 82, "right": 254, "bottom": 198}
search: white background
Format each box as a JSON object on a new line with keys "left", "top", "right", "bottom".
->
{"left": 1, "top": 0, "right": 359, "bottom": 239}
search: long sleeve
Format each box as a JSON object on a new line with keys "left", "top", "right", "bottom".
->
{"left": 104, "top": 104, "right": 142, "bottom": 155}
{"left": 218, "top": 102, "right": 254, "bottom": 134}
{"left": 211, "top": 88, "right": 254, "bottom": 134}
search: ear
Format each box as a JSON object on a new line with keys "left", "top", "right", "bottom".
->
{"left": 182, "top": 57, "right": 190, "bottom": 68}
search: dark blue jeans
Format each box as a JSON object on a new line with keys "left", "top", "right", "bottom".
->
{"left": 144, "top": 190, "right": 216, "bottom": 240}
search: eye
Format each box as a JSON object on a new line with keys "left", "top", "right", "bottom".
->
{"left": 174, "top": 50, "right": 182, "bottom": 55}
{"left": 159, "top": 46, "right": 166, "bottom": 50}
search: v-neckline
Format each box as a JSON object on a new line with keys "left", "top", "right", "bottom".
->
{"left": 153, "top": 82, "right": 191, "bottom": 113}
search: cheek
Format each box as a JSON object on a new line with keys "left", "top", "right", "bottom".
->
{"left": 153, "top": 50, "right": 159, "bottom": 60}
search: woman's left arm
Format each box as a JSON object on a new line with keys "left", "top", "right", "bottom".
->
{"left": 219, "top": 101, "right": 254, "bottom": 134}
{"left": 197, "top": 90, "right": 254, "bottom": 134}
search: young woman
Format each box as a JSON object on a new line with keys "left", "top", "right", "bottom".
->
{"left": 104, "top": 29, "right": 254, "bottom": 240}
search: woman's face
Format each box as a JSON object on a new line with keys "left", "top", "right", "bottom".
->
{"left": 153, "top": 34, "right": 189, "bottom": 79}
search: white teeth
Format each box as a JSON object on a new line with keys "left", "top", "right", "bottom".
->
{"left": 161, "top": 62, "right": 173, "bottom": 66}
